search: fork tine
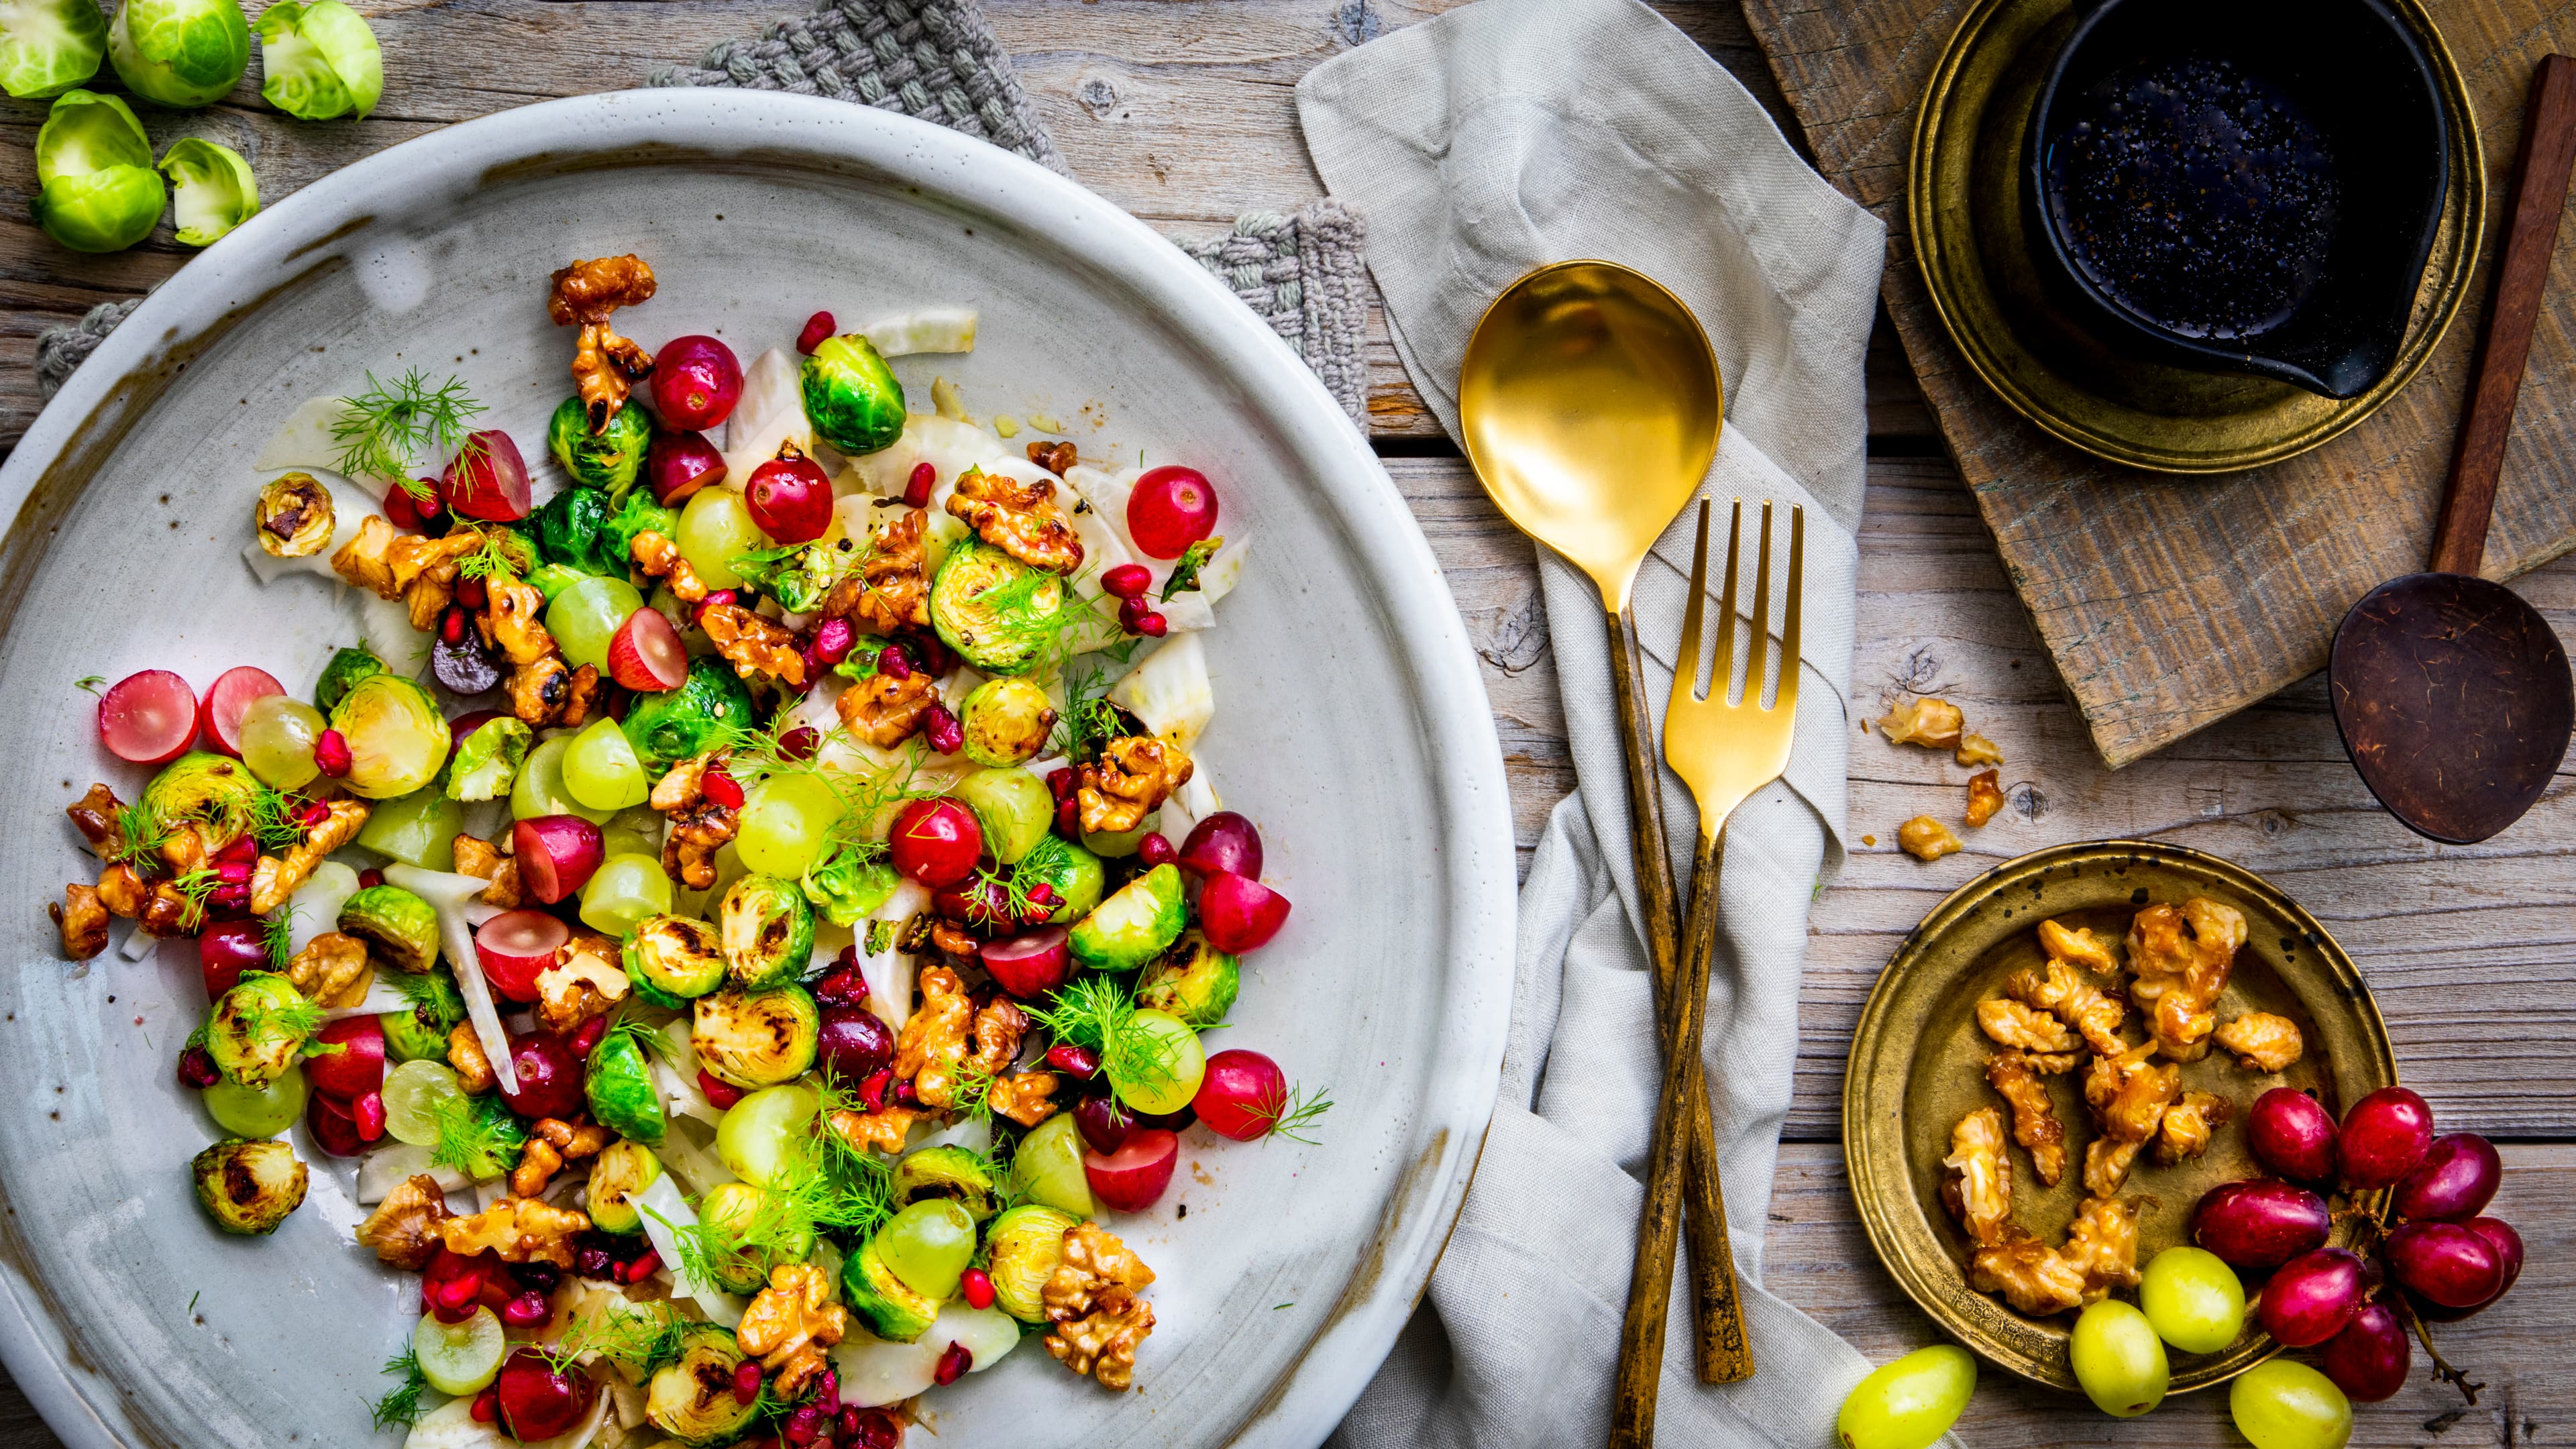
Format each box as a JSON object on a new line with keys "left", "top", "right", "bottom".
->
{"left": 1712, "top": 500, "right": 1742, "bottom": 705}
{"left": 1677, "top": 500, "right": 1711, "bottom": 699}
{"left": 1746, "top": 502, "right": 1774, "bottom": 708}
{"left": 1776, "top": 506, "right": 1803, "bottom": 714}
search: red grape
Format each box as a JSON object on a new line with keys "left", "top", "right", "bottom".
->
{"left": 1193, "top": 1049, "right": 1290, "bottom": 1142}
{"left": 2393, "top": 1133, "right": 2501, "bottom": 1223}
{"left": 513, "top": 816, "right": 604, "bottom": 906}
{"left": 1177, "top": 811, "right": 1263, "bottom": 879}
{"left": 98, "top": 669, "right": 200, "bottom": 764}
{"left": 197, "top": 665, "right": 284, "bottom": 757}
{"left": 498, "top": 1032, "right": 584, "bottom": 1122}
{"left": 2247, "top": 1087, "right": 2340, "bottom": 1185}
{"left": 647, "top": 429, "right": 727, "bottom": 505}
{"left": 745, "top": 451, "right": 834, "bottom": 543}
{"left": 649, "top": 335, "right": 743, "bottom": 429}
{"left": 980, "top": 927, "right": 1071, "bottom": 998}
{"left": 307, "top": 1089, "right": 364, "bottom": 1157}
{"left": 606, "top": 608, "right": 688, "bottom": 692}
{"left": 2415, "top": 1216, "right": 2526, "bottom": 1321}
{"left": 815, "top": 1006, "right": 894, "bottom": 1083}
{"left": 1196, "top": 871, "right": 1291, "bottom": 953}
{"left": 494, "top": 1345, "right": 598, "bottom": 1442}
{"left": 307, "top": 1016, "right": 386, "bottom": 1101}
{"left": 2385, "top": 1220, "right": 2504, "bottom": 1307}
{"left": 888, "top": 798, "right": 981, "bottom": 886}
{"left": 2190, "top": 1179, "right": 2330, "bottom": 1268}
{"left": 2321, "top": 1301, "right": 2410, "bottom": 1401}
{"left": 441, "top": 429, "right": 531, "bottom": 522}
{"left": 2338, "top": 1086, "right": 2434, "bottom": 1189}
{"left": 476, "top": 908, "right": 571, "bottom": 1003}
{"left": 1075, "top": 1093, "right": 1132, "bottom": 1155}
{"left": 1083, "top": 1128, "right": 1179, "bottom": 1212}
{"left": 198, "top": 919, "right": 269, "bottom": 999}
{"left": 2257, "top": 1248, "right": 2367, "bottom": 1346}
{"left": 1127, "top": 465, "right": 1219, "bottom": 558}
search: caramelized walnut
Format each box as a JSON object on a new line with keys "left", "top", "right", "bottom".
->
{"left": 50, "top": 883, "right": 108, "bottom": 960}
{"left": 1078, "top": 737, "right": 1193, "bottom": 836}
{"left": 1965, "top": 769, "right": 2004, "bottom": 827}
{"left": 437, "top": 1196, "right": 590, "bottom": 1267}
{"left": 1897, "top": 816, "right": 1962, "bottom": 861}
{"left": 549, "top": 255, "right": 657, "bottom": 431}
{"left": 359, "top": 1175, "right": 453, "bottom": 1270}
{"left": 1876, "top": 696, "right": 1964, "bottom": 749}
{"left": 835, "top": 668, "right": 934, "bottom": 748}
{"left": 945, "top": 468, "right": 1084, "bottom": 574}
{"left": 822, "top": 510, "right": 929, "bottom": 635}
{"left": 699, "top": 604, "right": 806, "bottom": 688}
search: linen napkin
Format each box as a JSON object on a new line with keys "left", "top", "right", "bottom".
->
{"left": 1298, "top": 0, "right": 1892, "bottom": 1442}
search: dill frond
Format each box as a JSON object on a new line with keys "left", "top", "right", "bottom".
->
{"left": 262, "top": 908, "right": 297, "bottom": 972}
{"left": 1244, "top": 1082, "right": 1334, "bottom": 1146}
{"left": 370, "top": 1345, "right": 427, "bottom": 1431}
{"left": 331, "top": 369, "right": 486, "bottom": 490}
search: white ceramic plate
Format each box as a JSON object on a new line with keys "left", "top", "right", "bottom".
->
{"left": 0, "top": 91, "right": 1513, "bottom": 1448}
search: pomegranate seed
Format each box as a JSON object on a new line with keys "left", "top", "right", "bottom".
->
{"left": 700, "top": 767, "right": 745, "bottom": 809}
{"left": 960, "top": 1267, "right": 996, "bottom": 1310}
{"left": 1020, "top": 881, "right": 1058, "bottom": 924}
{"left": 785, "top": 1403, "right": 826, "bottom": 1443}
{"left": 1118, "top": 596, "right": 1151, "bottom": 631}
{"left": 501, "top": 1291, "right": 550, "bottom": 1327}
{"left": 813, "top": 964, "right": 870, "bottom": 1008}
{"left": 924, "top": 704, "right": 964, "bottom": 755}
{"left": 692, "top": 588, "right": 739, "bottom": 626}
{"left": 176, "top": 1044, "right": 219, "bottom": 1088}
{"left": 314, "top": 729, "right": 352, "bottom": 777}
{"left": 696, "top": 1069, "right": 744, "bottom": 1110}
{"left": 455, "top": 575, "right": 488, "bottom": 610}
{"left": 933, "top": 1341, "right": 971, "bottom": 1385}
{"left": 1055, "top": 795, "right": 1081, "bottom": 838}
{"left": 1046, "top": 1043, "right": 1100, "bottom": 1079}
{"left": 846, "top": 1408, "right": 902, "bottom": 1449}
{"left": 812, "top": 617, "right": 855, "bottom": 666}
{"left": 1046, "top": 766, "right": 1077, "bottom": 800}
{"left": 353, "top": 1090, "right": 386, "bottom": 1141}
{"left": 815, "top": 1368, "right": 836, "bottom": 1405}
{"left": 892, "top": 1076, "right": 921, "bottom": 1108}
{"left": 216, "top": 833, "right": 258, "bottom": 865}
{"left": 904, "top": 462, "right": 936, "bottom": 508}
{"left": 1138, "top": 832, "right": 1176, "bottom": 867}
{"left": 1133, "top": 610, "right": 1169, "bottom": 638}
{"left": 733, "top": 1360, "right": 764, "bottom": 1404}
{"left": 358, "top": 867, "right": 384, "bottom": 890}
{"left": 627, "top": 1246, "right": 662, "bottom": 1279}
{"left": 859, "top": 1068, "right": 892, "bottom": 1111}
{"left": 439, "top": 608, "right": 466, "bottom": 645}
{"left": 777, "top": 726, "right": 820, "bottom": 762}
{"left": 294, "top": 799, "right": 330, "bottom": 828}
{"left": 515, "top": 1262, "right": 560, "bottom": 1295}
{"left": 839, "top": 1407, "right": 864, "bottom": 1442}
{"left": 576, "top": 1244, "right": 614, "bottom": 1279}
{"left": 471, "top": 1389, "right": 498, "bottom": 1424}
{"left": 878, "top": 643, "right": 913, "bottom": 680}
{"left": 429, "top": 1272, "right": 480, "bottom": 1322}
{"left": 569, "top": 1015, "right": 608, "bottom": 1059}
{"left": 215, "top": 858, "right": 253, "bottom": 885}
{"left": 796, "top": 311, "right": 836, "bottom": 356}
{"left": 1102, "top": 563, "right": 1152, "bottom": 600}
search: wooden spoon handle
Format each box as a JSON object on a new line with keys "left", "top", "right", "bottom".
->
{"left": 2430, "top": 54, "right": 2576, "bottom": 577}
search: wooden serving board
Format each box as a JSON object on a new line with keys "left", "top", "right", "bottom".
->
{"left": 1740, "top": 0, "right": 2576, "bottom": 768}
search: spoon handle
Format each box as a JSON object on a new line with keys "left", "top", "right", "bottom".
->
{"left": 2430, "top": 53, "right": 2576, "bottom": 577}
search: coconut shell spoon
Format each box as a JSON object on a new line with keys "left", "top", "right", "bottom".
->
{"left": 2330, "top": 54, "right": 2576, "bottom": 845}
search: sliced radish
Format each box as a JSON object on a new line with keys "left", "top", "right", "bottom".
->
{"left": 197, "top": 666, "right": 285, "bottom": 758}
{"left": 512, "top": 815, "right": 604, "bottom": 906}
{"left": 606, "top": 607, "right": 688, "bottom": 691}
{"left": 99, "top": 669, "right": 201, "bottom": 765}
{"left": 475, "top": 909, "right": 570, "bottom": 1003}
{"left": 1083, "top": 1128, "right": 1179, "bottom": 1212}
{"left": 980, "top": 926, "right": 1071, "bottom": 999}
{"left": 441, "top": 429, "right": 532, "bottom": 522}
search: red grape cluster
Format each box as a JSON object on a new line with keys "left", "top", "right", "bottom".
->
{"left": 2189, "top": 1086, "right": 2520, "bottom": 1403}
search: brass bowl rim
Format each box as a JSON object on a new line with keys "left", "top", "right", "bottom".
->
{"left": 1841, "top": 838, "right": 2400, "bottom": 1391}
{"left": 1904, "top": 0, "right": 2486, "bottom": 474}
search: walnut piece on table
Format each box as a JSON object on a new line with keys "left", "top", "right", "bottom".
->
{"left": 1984, "top": 1052, "right": 2068, "bottom": 1187}
{"left": 1043, "top": 1223, "right": 1156, "bottom": 1390}
{"left": 2212, "top": 1012, "right": 2304, "bottom": 1073}
{"left": 1897, "top": 815, "right": 1962, "bottom": 861}
{"left": 1955, "top": 733, "right": 2003, "bottom": 767}
{"left": 1876, "top": 696, "right": 1964, "bottom": 749}
{"left": 50, "top": 883, "right": 108, "bottom": 960}
{"left": 2155, "top": 1090, "right": 2231, "bottom": 1165}
{"left": 1965, "top": 769, "right": 2004, "bottom": 826}
{"left": 2004, "top": 957, "right": 2129, "bottom": 1057}
{"left": 1939, "top": 1107, "right": 2014, "bottom": 1249}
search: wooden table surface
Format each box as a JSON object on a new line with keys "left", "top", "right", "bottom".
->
{"left": 2, "top": 2, "right": 2569, "bottom": 1445}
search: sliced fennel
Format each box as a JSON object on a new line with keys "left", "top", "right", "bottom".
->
{"left": 284, "top": 859, "right": 359, "bottom": 959}
{"left": 857, "top": 307, "right": 977, "bottom": 357}
{"left": 1108, "top": 633, "right": 1214, "bottom": 753}
{"left": 382, "top": 864, "right": 518, "bottom": 1097}
{"left": 633, "top": 1175, "right": 746, "bottom": 1326}
{"left": 357, "top": 1142, "right": 469, "bottom": 1202}
{"left": 718, "top": 347, "right": 811, "bottom": 486}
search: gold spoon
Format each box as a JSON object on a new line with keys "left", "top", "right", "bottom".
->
{"left": 1460, "top": 260, "right": 1753, "bottom": 1383}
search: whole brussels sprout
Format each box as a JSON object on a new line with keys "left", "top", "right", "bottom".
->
{"left": 892, "top": 1144, "right": 1000, "bottom": 1222}
{"left": 842, "top": 1234, "right": 938, "bottom": 1342}
{"left": 952, "top": 767, "right": 1051, "bottom": 865}
{"left": 801, "top": 854, "right": 896, "bottom": 928}
{"left": 646, "top": 1328, "right": 761, "bottom": 1445}
{"left": 1136, "top": 928, "right": 1240, "bottom": 1026}
{"left": 624, "top": 915, "right": 725, "bottom": 1006}
{"left": 140, "top": 749, "right": 262, "bottom": 853}
{"left": 32, "top": 89, "right": 162, "bottom": 253}
{"left": 442, "top": 1093, "right": 527, "bottom": 1181}
{"left": 584, "top": 1140, "right": 663, "bottom": 1235}
{"left": 718, "top": 875, "right": 814, "bottom": 990}
{"left": 1068, "top": 863, "right": 1187, "bottom": 971}
{"left": 157, "top": 136, "right": 256, "bottom": 246}
{"left": 585, "top": 1027, "right": 666, "bottom": 1145}
{"left": 930, "top": 538, "right": 1070, "bottom": 676}
{"left": 697, "top": 1182, "right": 812, "bottom": 1292}
{"left": 798, "top": 334, "right": 907, "bottom": 456}
{"left": 691, "top": 985, "right": 819, "bottom": 1089}
{"left": 533, "top": 485, "right": 620, "bottom": 575}
{"left": 378, "top": 968, "right": 460, "bottom": 1061}
{"left": 621, "top": 655, "right": 757, "bottom": 767}
{"left": 548, "top": 394, "right": 653, "bottom": 500}
{"left": 524, "top": 562, "right": 590, "bottom": 603}
{"left": 107, "top": 0, "right": 250, "bottom": 107}
{"left": 190, "top": 1137, "right": 308, "bottom": 1235}
{"left": 961, "top": 678, "right": 1058, "bottom": 767}
{"left": 329, "top": 673, "right": 451, "bottom": 800}
{"left": 251, "top": 0, "right": 377, "bottom": 119}
{"left": 336, "top": 884, "right": 439, "bottom": 973}
{"left": 207, "top": 973, "right": 318, "bottom": 1088}
{"left": 0, "top": 0, "right": 108, "bottom": 99}
{"left": 984, "top": 1203, "right": 1079, "bottom": 1322}
{"left": 313, "top": 644, "right": 386, "bottom": 714}
{"left": 446, "top": 716, "right": 531, "bottom": 802}
{"left": 1016, "top": 834, "right": 1104, "bottom": 924}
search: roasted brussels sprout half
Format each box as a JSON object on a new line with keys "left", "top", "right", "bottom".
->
{"left": 799, "top": 333, "right": 907, "bottom": 456}
{"left": 107, "top": 0, "right": 251, "bottom": 108}
{"left": 1136, "top": 928, "right": 1240, "bottom": 1026}
{"left": 584, "top": 1140, "right": 663, "bottom": 1235}
{"left": 533, "top": 485, "right": 620, "bottom": 575}
{"left": 1068, "top": 862, "right": 1187, "bottom": 971}
{"left": 961, "top": 677, "right": 1058, "bottom": 767}
{"left": 1016, "top": 834, "right": 1104, "bottom": 924}
{"left": 443, "top": 1094, "right": 527, "bottom": 1181}
{"left": 892, "top": 1144, "right": 1000, "bottom": 1222}
{"left": 207, "top": 973, "right": 317, "bottom": 1089}
{"left": 549, "top": 394, "right": 653, "bottom": 501}
{"left": 624, "top": 915, "right": 725, "bottom": 1009}
{"left": 691, "top": 984, "right": 819, "bottom": 1089}
{"left": 445, "top": 716, "right": 531, "bottom": 802}
{"left": 0, "top": 0, "right": 108, "bottom": 99}
{"left": 697, "top": 1181, "right": 813, "bottom": 1292}
{"left": 645, "top": 1327, "right": 761, "bottom": 1446}
{"left": 717, "top": 875, "right": 815, "bottom": 990}
{"left": 584, "top": 1026, "right": 667, "bottom": 1145}
{"left": 621, "top": 655, "right": 757, "bottom": 767}
{"left": 329, "top": 673, "right": 451, "bottom": 800}
{"left": 985, "top": 1203, "right": 1079, "bottom": 1322}
{"left": 254, "top": 472, "right": 333, "bottom": 557}
{"left": 842, "top": 1233, "right": 939, "bottom": 1342}
{"left": 32, "top": 89, "right": 163, "bottom": 253}
{"left": 378, "top": 965, "right": 462, "bottom": 1061}
{"left": 525, "top": 561, "right": 589, "bottom": 603}
{"left": 337, "top": 884, "right": 439, "bottom": 973}
{"left": 251, "top": 0, "right": 377, "bottom": 119}
{"left": 157, "top": 136, "right": 256, "bottom": 246}
{"left": 800, "top": 854, "right": 896, "bottom": 928}
{"left": 190, "top": 1137, "right": 308, "bottom": 1235}
{"left": 313, "top": 644, "right": 386, "bottom": 714}
{"left": 141, "top": 749, "right": 262, "bottom": 853}
{"left": 930, "top": 538, "right": 1070, "bottom": 676}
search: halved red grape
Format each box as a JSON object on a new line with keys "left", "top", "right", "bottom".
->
{"left": 981, "top": 927, "right": 1071, "bottom": 998}
{"left": 1083, "top": 1127, "right": 1178, "bottom": 1212}
{"left": 889, "top": 798, "right": 981, "bottom": 887}
{"left": 2246, "top": 1087, "right": 2340, "bottom": 1184}
{"left": 1197, "top": 871, "right": 1291, "bottom": 953}
{"left": 308, "top": 1015, "right": 386, "bottom": 1101}
{"left": 498, "top": 1032, "right": 584, "bottom": 1121}
{"left": 494, "top": 1344, "right": 597, "bottom": 1442}
{"left": 2321, "top": 1301, "right": 2410, "bottom": 1401}
{"left": 649, "top": 335, "right": 743, "bottom": 430}
{"left": 442, "top": 429, "right": 532, "bottom": 522}
{"left": 2387, "top": 1220, "right": 2504, "bottom": 1307}
{"left": 2339, "top": 1086, "right": 2434, "bottom": 1189}
{"left": 2190, "top": 1179, "right": 2330, "bottom": 1269}
{"left": 2257, "top": 1248, "right": 2367, "bottom": 1347}
{"left": 1193, "top": 1048, "right": 1289, "bottom": 1142}
{"left": 199, "top": 919, "right": 269, "bottom": 999}
{"left": 1127, "top": 465, "right": 1218, "bottom": 559}
{"left": 1177, "top": 811, "right": 1263, "bottom": 879}
{"left": 745, "top": 451, "right": 834, "bottom": 543}
{"left": 99, "top": 669, "right": 201, "bottom": 764}
{"left": 513, "top": 816, "right": 604, "bottom": 906}
{"left": 197, "top": 666, "right": 284, "bottom": 757}
{"left": 1075, "top": 1093, "right": 1132, "bottom": 1155}
{"left": 647, "top": 429, "right": 727, "bottom": 506}
{"left": 816, "top": 1006, "right": 895, "bottom": 1083}
{"left": 606, "top": 607, "right": 688, "bottom": 692}
{"left": 476, "top": 908, "right": 570, "bottom": 1003}
{"left": 2393, "top": 1133, "right": 2501, "bottom": 1223}
{"left": 307, "top": 1088, "right": 364, "bottom": 1158}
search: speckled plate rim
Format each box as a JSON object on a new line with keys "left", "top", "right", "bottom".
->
{"left": 1907, "top": 0, "right": 2485, "bottom": 474}
{"left": 1842, "top": 839, "right": 2399, "bottom": 1391}
{"left": 0, "top": 89, "right": 1518, "bottom": 1449}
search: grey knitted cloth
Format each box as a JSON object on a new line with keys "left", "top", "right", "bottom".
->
{"left": 34, "top": 299, "right": 140, "bottom": 401}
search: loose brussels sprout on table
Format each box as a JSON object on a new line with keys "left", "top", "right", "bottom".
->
{"left": 445, "top": 715, "right": 531, "bottom": 802}
{"left": 621, "top": 654, "right": 756, "bottom": 767}
{"left": 1136, "top": 928, "right": 1240, "bottom": 1026}
{"left": 329, "top": 672, "right": 451, "bottom": 799}
{"left": 0, "top": 0, "right": 107, "bottom": 99}
{"left": 961, "top": 677, "right": 1057, "bottom": 767}
{"left": 32, "top": 89, "right": 164, "bottom": 254}
{"left": 585, "top": 1139, "right": 662, "bottom": 1234}
{"left": 799, "top": 333, "right": 907, "bottom": 456}
{"left": 691, "top": 984, "right": 819, "bottom": 1089}
{"left": 930, "top": 538, "right": 1071, "bottom": 676}
{"left": 337, "top": 883, "right": 439, "bottom": 972}
{"left": 108, "top": 0, "right": 251, "bottom": 108}
{"left": 312, "top": 644, "right": 385, "bottom": 714}
{"left": 207, "top": 973, "right": 317, "bottom": 1088}
{"left": 625, "top": 914, "right": 726, "bottom": 1006}
{"left": 549, "top": 394, "right": 653, "bottom": 500}
{"left": 190, "top": 1138, "right": 307, "bottom": 1235}
{"left": 717, "top": 874, "right": 815, "bottom": 990}
{"left": 584, "top": 1026, "right": 666, "bottom": 1144}
{"left": 140, "top": 749, "right": 261, "bottom": 852}
{"left": 645, "top": 1328, "right": 761, "bottom": 1445}
{"left": 251, "top": 0, "right": 377, "bottom": 119}
{"left": 157, "top": 136, "right": 256, "bottom": 246}
{"left": 1069, "top": 862, "right": 1187, "bottom": 971}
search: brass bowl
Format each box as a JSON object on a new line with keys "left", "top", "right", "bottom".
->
{"left": 1843, "top": 841, "right": 2398, "bottom": 1391}
{"left": 1908, "top": 0, "right": 2484, "bottom": 473}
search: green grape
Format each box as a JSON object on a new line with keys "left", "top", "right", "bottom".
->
{"left": 237, "top": 694, "right": 325, "bottom": 790}
{"left": 1834, "top": 1344, "right": 1976, "bottom": 1449}
{"left": 2230, "top": 1360, "right": 2351, "bottom": 1449}
{"left": 602, "top": 804, "right": 665, "bottom": 863}
{"left": 2139, "top": 1246, "right": 2245, "bottom": 1354}
{"left": 1012, "top": 1112, "right": 1095, "bottom": 1217}
{"left": 676, "top": 487, "right": 765, "bottom": 591}
{"left": 513, "top": 736, "right": 614, "bottom": 825}
{"left": 412, "top": 1307, "right": 505, "bottom": 1395}
{"left": 714, "top": 1083, "right": 819, "bottom": 1186}
{"left": 382, "top": 1059, "right": 464, "bottom": 1147}
{"left": 1111, "top": 1008, "right": 1206, "bottom": 1116}
{"left": 563, "top": 715, "right": 649, "bottom": 812}
{"left": 1083, "top": 816, "right": 1156, "bottom": 859}
{"left": 204, "top": 1063, "right": 307, "bottom": 1138}
{"left": 545, "top": 575, "right": 645, "bottom": 672}
{"left": 2070, "top": 1299, "right": 2167, "bottom": 1418}
{"left": 876, "top": 1199, "right": 975, "bottom": 1301}
{"left": 580, "top": 852, "right": 674, "bottom": 937}
{"left": 951, "top": 767, "right": 1052, "bottom": 865}
{"left": 735, "top": 773, "right": 843, "bottom": 877}
{"left": 356, "top": 788, "right": 462, "bottom": 871}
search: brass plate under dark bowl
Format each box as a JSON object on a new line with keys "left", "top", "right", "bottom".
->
{"left": 1909, "top": 0, "right": 2484, "bottom": 473}
{"left": 1844, "top": 841, "right": 2398, "bottom": 1391}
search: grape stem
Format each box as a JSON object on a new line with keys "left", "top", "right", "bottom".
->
{"left": 2393, "top": 1290, "right": 2485, "bottom": 1405}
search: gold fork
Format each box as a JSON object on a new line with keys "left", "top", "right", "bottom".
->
{"left": 1609, "top": 498, "right": 1803, "bottom": 1448}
